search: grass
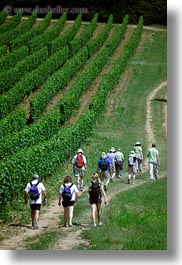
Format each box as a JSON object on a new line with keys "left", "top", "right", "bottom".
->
{"left": 24, "top": 229, "right": 66, "bottom": 250}
{"left": 73, "top": 29, "right": 167, "bottom": 250}
{"left": 80, "top": 178, "right": 167, "bottom": 250}
{"left": 0, "top": 27, "right": 167, "bottom": 250}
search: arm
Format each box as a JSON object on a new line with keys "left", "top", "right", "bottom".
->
{"left": 101, "top": 186, "right": 107, "bottom": 204}
{"left": 72, "top": 156, "right": 76, "bottom": 173}
{"left": 42, "top": 190, "right": 47, "bottom": 204}
{"left": 24, "top": 191, "right": 28, "bottom": 205}
{"left": 58, "top": 193, "right": 62, "bottom": 206}
{"left": 75, "top": 192, "right": 78, "bottom": 205}
{"left": 156, "top": 153, "right": 160, "bottom": 167}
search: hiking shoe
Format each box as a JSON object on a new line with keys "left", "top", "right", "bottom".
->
{"left": 98, "top": 222, "right": 103, "bottom": 226}
{"left": 33, "top": 221, "right": 39, "bottom": 229}
{"left": 93, "top": 224, "right": 97, "bottom": 227}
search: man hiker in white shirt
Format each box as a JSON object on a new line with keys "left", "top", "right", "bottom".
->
{"left": 147, "top": 143, "right": 160, "bottom": 180}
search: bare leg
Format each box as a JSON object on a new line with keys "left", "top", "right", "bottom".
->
{"left": 97, "top": 204, "right": 102, "bottom": 224}
{"left": 69, "top": 205, "right": 74, "bottom": 226}
{"left": 63, "top": 207, "right": 68, "bottom": 226}
{"left": 91, "top": 204, "right": 96, "bottom": 226}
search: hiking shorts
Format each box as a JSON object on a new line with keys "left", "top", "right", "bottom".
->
{"left": 89, "top": 197, "right": 102, "bottom": 205}
{"left": 62, "top": 200, "right": 75, "bottom": 207}
{"left": 99, "top": 171, "right": 110, "bottom": 182}
{"left": 74, "top": 166, "right": 84, "bottom": 177}
{"left": 30, "top": 204, "right": 41, "bottom": 211}
{"left": 128, "top": 166, "right": 137, "bottom": 174}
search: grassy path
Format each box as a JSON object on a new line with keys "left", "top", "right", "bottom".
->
{"left": 0, "top": 26, "right": 167, "bottom": 250}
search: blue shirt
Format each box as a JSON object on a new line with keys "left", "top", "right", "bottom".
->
{"left": 97, "top": 157, "right": 111, "bottom": 171}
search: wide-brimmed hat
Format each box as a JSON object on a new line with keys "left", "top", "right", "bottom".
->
{"left": 110, "top": 147, "right": 115, "bottom": 152}
{"left": 135, "top": 141, "right": 141, "bottom": 146}
{"left": 77, "top": 148, "right": 83, "bottom": 153}
{"left": 130, "top": 150, "right": 135, "bottom": 155}
{"left": 33, "top": 173, "right": 39, "bottom": 179}
{"left": 101, "top": 152, "right": 107, "bottom": 158}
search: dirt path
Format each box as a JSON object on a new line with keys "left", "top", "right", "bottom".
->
{"left": 0, "top": 27, "right": 167, "bottom": 250}
{"left": 144, "top": 81, "right": 167, "bottom": 167}
{"left": 0, "top": 80, "right": 167, "bottom": 250}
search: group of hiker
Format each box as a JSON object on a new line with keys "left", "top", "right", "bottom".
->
{"left": 24, "top": 142, "right": 160, "bottom": 229}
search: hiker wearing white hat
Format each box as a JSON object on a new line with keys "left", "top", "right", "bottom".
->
{"left": 24, "top": 173, "right": 46, "bottom": 229}
{"left": 72, "top": 148, "right": 87, "bottom": 191}
{"left": 97, "top": 152, "right": 112, "bottom": 191}
{"left": 107, "top": 147, "right": 116, "bottom": 181}
{"left": 115, "top": 148, "right": 125, "bottom": 178}
{"left": 147, "top": 143, "right": 160, "bottom": 180}
{"left": 127, "top": 151, "right": 137, "bottom": 185}
{"left": 134, "top": 141, "right": 143, "bottom": 173}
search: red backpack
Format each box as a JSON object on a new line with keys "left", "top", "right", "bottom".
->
{"left": 76, "top": 154, "right": 84, "bottom": 168}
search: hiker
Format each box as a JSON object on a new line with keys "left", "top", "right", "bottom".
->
{"left": 97, "top": 152, "right": 112, "bottom": 191}
{"left": 147, "top": 143, "right": 160, "bottom": 180}
{"left": 107, "top": 147, "right": 116, "bottom": 180}
{"left": 115, "top": 148, "right": 124, "bottom": 178}
{"left": 24, "top": 173, "right": 46, "bottom": 229}
{"left": 134, "top": 141, "right": 143, "bottom": 173}
{"left": 127, "top": 151, "right": 137, "bottom": 185}
{"left": 58, "top": 175, "right": 79, "bottom": 227}
{"left": 88, "top": 172, "right": 107, "bottom": 227}
{"left": 72, "top": 148, "right": 87, "bottom": 191}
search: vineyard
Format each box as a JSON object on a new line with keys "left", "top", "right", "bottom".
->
{"left": 0, "top": 11, "right": 144, "bottom": 209}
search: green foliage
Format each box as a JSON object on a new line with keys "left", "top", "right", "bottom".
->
{"left": 48, "top": 12, "right": 82, "bottom": 55}
{"left": 0, "top": 10, "right": 7, "bottom": 25}
{"left": 0, "top": 12, "right": 22, "bottom": 34}
{"left": 69, "top": 13, "right": 98, "bottom": 57}
{"left": 28, "top": 13, "right": 66, "bottom": 53}
{"left": 0, "top": 12, "right": 37, "bottom": 46}
{"left": 30, "top": 46, "right": 88, "bottom": 121}
{"left": 0, "top": 44, "right": 68, "bottom": 118}
{"left": 0, "top": 46, "right": 48, "bottom": 94}
{"left": 87, "top": 14, "right": 113, "bottom": 56}
{"left": 0, "top": 15, "right": 142, "bottom": 209}
{"left": 0, "top": 45, "right": 29, "bottom": 71}
{"left": 9, "top": 12, "right": 52, "bottom": 51}
{"left": 0, "top": 108, "right": 26, "bottom": 139}
{"left": 0, "top": 109, "right": 61, "bottom": 159}
{"left": 0, "top": 45, "right": 7, "bottom": 57}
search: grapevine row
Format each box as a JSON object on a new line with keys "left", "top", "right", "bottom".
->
{"left": 0, "top": 14, "right": 143, "bottom": 206}
{"left": 0, "top": 14, "right": 114, "bottom": 158}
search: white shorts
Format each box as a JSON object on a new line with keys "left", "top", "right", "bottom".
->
{"left": 74, "top": 166, "right": 85, "bottom": 177}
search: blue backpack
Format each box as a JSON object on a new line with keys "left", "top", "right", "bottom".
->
{"left": 62, "top": 183, "right": 73, "bottom": 202}
{"left": 30, "top": 182, "right": 40, "bottom": 200}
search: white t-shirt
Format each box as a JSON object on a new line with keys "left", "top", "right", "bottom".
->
{"left": 24, "top": 179, "right": 46, "bottom": 204}
{"left": 60, "top": 182, "right": 79, "bottom": 201}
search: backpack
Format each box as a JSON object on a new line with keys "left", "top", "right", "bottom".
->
{"left": 128, "top": 155, "right": 136, "bottom": 167}
{"left": 89, "top": 181, "right": 102, "bottom": 198}
{"left": 75, "top": 154, "right": 84, "bottom": 168}
{"left": 30, "top": 182, "right": 40, "bottom": 200}
{"left": 99, "top": 157, "right": 108, "bottom": 171}
{"left": 62, "top": 183, "right": 73, "bottom": 202}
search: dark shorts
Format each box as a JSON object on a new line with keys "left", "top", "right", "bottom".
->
{"left": 62, "top": 200, "right": 75, "bottom": 207}
{"left": 89, "top": 197, "right": 102, "bottom": 205}
{"left": 30, "top": 204, "right": 41, "bottom": 211}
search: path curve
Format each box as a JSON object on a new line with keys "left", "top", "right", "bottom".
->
{"left": 0, "top": 24, "right": 167, "bottom": 249}
{"left": 144, "top": 81, "right": 167, "bottom": 167}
